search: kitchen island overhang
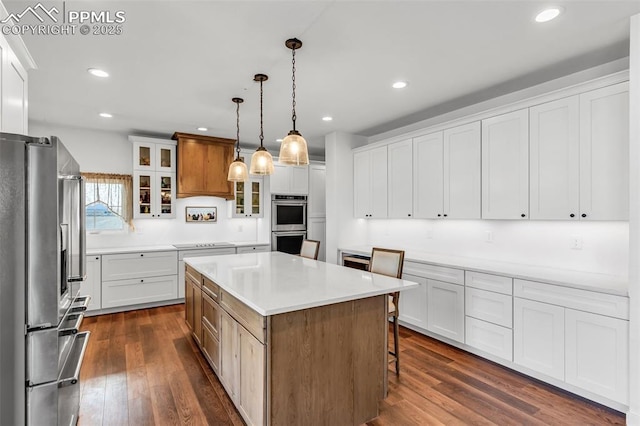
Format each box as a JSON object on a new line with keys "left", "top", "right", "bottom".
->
{"left": 184, "top": 251, "right": 418, "bottom": 426}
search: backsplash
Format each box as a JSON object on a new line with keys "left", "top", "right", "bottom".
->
{"left": 353, "top": 219, "right": 628, "bottom": 276}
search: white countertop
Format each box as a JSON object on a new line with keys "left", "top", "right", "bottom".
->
{"left": 185, "top": 252, "right": 419, "bottom": 316}
{"left": 87, "top": 242, "right": 269, "bottom": 256}
{"left": 340, "top": 246, "right": 628, "bottom": 297}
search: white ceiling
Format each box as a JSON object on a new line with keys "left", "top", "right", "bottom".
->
{"left": 8, "top": 0, "right": 640, "bottom": 157}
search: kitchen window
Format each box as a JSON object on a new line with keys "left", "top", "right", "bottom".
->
{"left": 83, "top": 173, "right": 133, "bottom": 231}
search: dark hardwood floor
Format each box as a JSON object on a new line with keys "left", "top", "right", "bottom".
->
{"left": 79, "top": 305, "right": 625, "bottom": 425}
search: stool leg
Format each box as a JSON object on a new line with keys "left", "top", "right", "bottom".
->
{"left": 393, "top": 315, "right": 400, "bottom": 375}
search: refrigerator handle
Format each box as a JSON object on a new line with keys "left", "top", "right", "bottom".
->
{"left": 65, "top": 175, "right": 86, "bottom": 282}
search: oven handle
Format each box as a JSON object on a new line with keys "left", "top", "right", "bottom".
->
{"left": 61, "top": 175, "right": 86, "bottom": 283}
{"left": 58, "top": 331, "right": 90, "bottom": 388}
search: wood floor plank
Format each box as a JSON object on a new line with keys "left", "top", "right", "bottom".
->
{"left": 79, "top": 305, "right": 626, "bottom": 426}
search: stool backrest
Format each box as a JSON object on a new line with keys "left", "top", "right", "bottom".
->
{"left": 300, "top": 239, "right": 321, "bottom": 260}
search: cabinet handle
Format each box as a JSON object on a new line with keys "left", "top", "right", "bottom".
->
{"left": 581, "top": 213, "right": 587, "bottom": 218}
{"left": 521, "top": 214, "right": 526, "bottom": 218}
{"left": 570, "top": 214, "right": 575, "bottom": 218}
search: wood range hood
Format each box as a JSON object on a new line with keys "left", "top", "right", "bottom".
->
{"left": 172, "top": 132, "right": 236, "bottom": 200}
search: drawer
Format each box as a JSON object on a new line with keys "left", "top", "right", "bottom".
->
{"left": 236, "top": 245, "right": 270, "bottom": 254}
{"left": 201, "top": 322, "right": 220, "bottom": 374}
{"left": 465, "top": 271, "right": 513, "bottom": 295}
{"left": 404, "top": 261, "right": 464, "bottom": 285}
{"left": 202, "top": 277, "right": 220, "bottom": 301}
{"left": 202, "top": 292, "right": 220, "bottom": 339}
{"left": 514, "top": 279, "right": 629, "bottom": 320}
{"left": 220, "top": 290, "right": 266, "bottom": 343}
{"left": 466, "top": 287, "right": 513, "bottom": 328}
{"left": 186, "top": 265, "right": 201, "bottom": 288}
{"left": 465, "top": 316, "right": 513, "bottom": 361}
{"left": 102, "top": 275, "right": 178, "bottom": 309}
{"left": 102, "top": 251, "right": 178, "bottom": 281}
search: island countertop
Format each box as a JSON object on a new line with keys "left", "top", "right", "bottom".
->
{"left": 185, "top": 251, "right": 419, "bottom": 316}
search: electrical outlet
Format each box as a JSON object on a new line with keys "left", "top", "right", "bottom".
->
{"left": 485, "top": 231, "right": 493, "bottom": 243}
{"left": 571, "top": 235, "right": 583, "bottom": 250}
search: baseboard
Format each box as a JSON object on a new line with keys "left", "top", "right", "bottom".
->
{"left": 628, "top": 409, "right": 640, "bottom": 425}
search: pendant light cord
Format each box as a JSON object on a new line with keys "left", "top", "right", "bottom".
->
{"left": 235, "top": 101, "right": 241, "bottom": 159}
{"left": 291, "top": 47, "right": 297, "bottom": 132}
{"left": 259, "top": 78, "right": 265, "bottom": 148}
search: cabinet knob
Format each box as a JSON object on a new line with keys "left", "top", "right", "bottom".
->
{"left": 443, "top": 214, "right": 448, "bottom": 217}
{"left": 407, "top": 213, "right": 411, "bottom": 217}
{"left": 140, "top": 254, "right": 144, "bottom": 257}
{"left": 581, "top": 213, "right": 587, "bottom": 218}
{"left": 437, "top": 214, "right": 441, "bottom": 217}
{"left": 521, "top": 214, "right": 526, "bottom": 218}
{"left": 570, "top": 214, "right": 575, "bottom": 218}
{"left": 141, "top": 279, "right": 144, "bottom": 283}
{"left": 95, "top": 257, "right": 99, "bottom": 260}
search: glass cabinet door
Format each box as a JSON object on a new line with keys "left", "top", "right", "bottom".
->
{"left": 251, "top": 180, "right": 261, "bottom": 215}
{"left": 235, "top": 182, "right": 246, "bottom": 216}
{"left": 156, "top": 144, "right": 176, "bottom": 172}
{"left": 156, "top": 173, "right": 176, "bottom": 218}
{"left": 134, "top": 172, "right": 154, "bottom": 218}
{"left": 133, "top": 142, "right": 155, "bottom": 171}
{"left": 233, "top": 178, "right": 263, "bottom": 218}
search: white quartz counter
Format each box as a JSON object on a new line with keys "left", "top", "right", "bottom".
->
{"left": 87, "top": 242, "right": 269, "bottom": 256}
{"left": 185, "top": 251, "right": 419, "bottom": 316}
{"left": 339, "top": 246, "right": 628, "bottom": 296}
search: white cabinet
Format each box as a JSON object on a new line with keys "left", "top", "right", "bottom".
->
{"left": 565, "top": 309, "right": 628, "bottom": 404}
{"left": 529, "top": 96, "right": 580, "bottom": 220}
{"left": 413, "top": 123, "right": 480, "bottom": 219}
{"left": 579, "top": 83, "right": 629, "bottom": 221}
{"left": 307, "top": 217, "right": 326, "bottom": 262}
{"left": 413, "top": 132, "right": 443, "bottom": 218}
{"left": 81, "top": 255, "right": 102, "bottom": 312}
{"left": 0, "top": 35, "right": 28, "bottom": 134}
{"left": 270, "top": 164, "right": 309, "bottom": 195}
{"left": 398, "top": 273, "right": 427, "bottom": 330}
{"left": 353, "top": 146, "right": 387, "bottom": 218}
{"left": 131, "top": 137, "right": 177, "bottom": 219}
{"left": 232, "top": 178, "right": 264, "bottom": 218}
{"left": 427, "top": 279, "right": 464, "bottom": 343}
{"left": 465, "top": 316, "right": 513, "bottom": 361}
{"left": 513, "top": 298, "right": 565, "bottom": 380}
{"left": 236, "top": 245, "right": 270, "bottom": 254}
{"left": 465, "top": 287, "right": 512, "bottom": 328}
{"left": 387, "top": 139, "right": 413, "bottom": 218}
{"left": 481, "top": 109, "right": 529, "bottom": 219}
{"left": 101, "top": 251, "right": 178, "bottom": 309}
{"left": 308, "top": 164, "right": 326, "bottom": 218}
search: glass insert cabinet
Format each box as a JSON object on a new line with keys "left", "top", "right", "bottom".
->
{"left": 232, "top": 178, "right": 263, "bottom": 218}
{"left": 130, "top": 136, "right": 177, "bottom": 219}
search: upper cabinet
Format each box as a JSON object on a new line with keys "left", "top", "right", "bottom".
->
{"left": 130, "top": 136, "right": 177, "bottom": 219}
{"left": 173, "top": 133, "right": 235, "bottom": 200}
{"left": 270, "top": 164, "right": 309, "bottom": 195}
{"left": 388, "top": 139, "right": 413, "bottom": 218}
{"left": 529, "top": 83, "right": 629, "bottom": 221}
{"left": 232, "top": 178, "right": 264, "bottom": 218}
{"left": 481, "top": 109, "right": 529, "bottom": 220}
{"left": 579, "top": 83, "right": 629, "bottom": 221}
{"left": 308, "top": 164, "right": 326, "bottom": 218}
{"left": 414, "top": 122, "right": 481, "bottom": 220}
{"left": 354, "top": 146, "right": 387, "bottom": 218}
{"left": 0, "top": 33, "right": 29, "bottom": 134}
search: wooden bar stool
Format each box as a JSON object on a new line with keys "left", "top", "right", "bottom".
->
{"left": 369, "top": 247, "right": 405, "bottom": 375}
{"left": 300, "top": 239, "right": 320, "bottom": 260}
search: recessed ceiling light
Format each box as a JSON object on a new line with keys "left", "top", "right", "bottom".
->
{"left": 88, "top": 68, "right": 109, "bottom": 78}
{"left": 99, "top": 112, "right": 113, "bottom": 118}
{"left": 392, "top": 81, "right": 407, "bottom": 89}
{"left": 276, "top": 138, "right": 284, "bottom": 142}
{"left": 322, "top": 116, "right": 333, "bottom": 122}
{"left": 197, "top": 127, "right": 208, "bottom": 131}
{"left": 535, "top": 7, "right": 562, "bottom": 23}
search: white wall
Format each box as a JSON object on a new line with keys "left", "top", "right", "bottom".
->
{"left": 29, "top": 121, "right": 269, "bottom": 248}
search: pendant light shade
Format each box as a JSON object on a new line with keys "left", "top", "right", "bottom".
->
{"left": 228, "top": 97, "right": 249, "bottom": 182}
{"left": 250, "top": 74, "right": 275, "bottom": 175}
{"left": 279, "top": 38, "right": 309, "bottom": 166}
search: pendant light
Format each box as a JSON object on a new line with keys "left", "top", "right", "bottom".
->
{"left": 227, "top": 97, "right": 249, "bottom": 182}
{"left": 249, "top": 74, "right": 275, "bottom": 175}
{"left": 279, "top": 37, "right": 309, "bottom": 166}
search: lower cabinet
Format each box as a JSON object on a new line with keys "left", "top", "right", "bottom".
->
{"left": 238, "top": 326, "right": 266, "bottom": 426}
{"left": 102, "top": 275, "right": 178, "bottom": 309}
{"left": 219, "top": 309, "right": 238, "bottom": 399}
{"left": 82, "top": 255, "right": 102, "bottom": 312}
{"left": 426, "top": 279, "right": 464, "bottom": 343}
{"left": 398, "top": 273, "right": 428, "bottom": 330}
{"left": 465, "top": 316, "right": 513, "bottom": 361}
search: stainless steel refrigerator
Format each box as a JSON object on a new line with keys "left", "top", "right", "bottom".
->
{"left": 0, "top": 133, "right": 91, "bottom": 425}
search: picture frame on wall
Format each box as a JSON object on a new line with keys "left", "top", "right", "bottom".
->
{"left": 185, "top": 206, "right": 217, "bottom": 223}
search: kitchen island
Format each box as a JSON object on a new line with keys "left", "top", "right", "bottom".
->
{"left": 184, "top": 251, "right": 418, "bottom": 426}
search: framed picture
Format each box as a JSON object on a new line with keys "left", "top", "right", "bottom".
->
{"left": 185, "top": 206, "right": 217, "bottom": 223}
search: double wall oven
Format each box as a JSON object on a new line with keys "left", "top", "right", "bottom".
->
{"left": 0, "top": 134, "right": 90, "bottom": 426}
{"left": 271, "top": 195, "right": 307, "bottom": 254}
